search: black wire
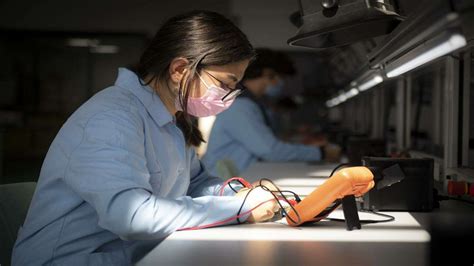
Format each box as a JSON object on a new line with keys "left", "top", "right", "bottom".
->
{"left": 257, "top": 178, "right": 302, "bottom": 225}
{"left": 278, "top": 190, "right": 301, "bottom": 203}
{"left": 236, "top": 187, "right": 254, "bottom": 224}
{"left": 313, "top": 200, "right": 342, "bottom": 221}
{"left": 228, "top": 179, "right": 249, "bottom": 193}
{"left": 329, "top": 163, "right": 351, "bottom": 177}
{"left": 235, "top": 183, "right": 301, "bottom": 224}
{"left": 228, "top": 182, "right": 239, "bottom": 193}
{"left": 236, "top": 163, "right": 393, "bottom": 226}
{"left": 325, "top": 209, "right": 395, "bottom": 223}
{"left": 239, "top": 164, "right": 351, "bottom": 225}
{"left": 360, "top": 210, "right": 395, "bottom": 223}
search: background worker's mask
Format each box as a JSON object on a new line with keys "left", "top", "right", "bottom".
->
{"left": 265, "top": 79, "right": 285, "bottom": 99}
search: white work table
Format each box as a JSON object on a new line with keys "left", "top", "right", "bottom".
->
{"left": 137, "top": 162, "right": 432, "bottom": 266}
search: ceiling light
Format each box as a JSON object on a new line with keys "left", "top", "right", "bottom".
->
{"left": 358, "top": 75, "right": 384, "bottom": 91}
{"left": 386, "top": 32, "right": 466, "bottom": 78}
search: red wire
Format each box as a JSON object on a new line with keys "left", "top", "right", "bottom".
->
{"left": 178, "top": 199, "right": 274, "bottom": 231}
{"left": 178, "top": 178, "right": 298, "bottom": 231}
{"left": 218, "top": 177, "right": 253, "bottom": 196}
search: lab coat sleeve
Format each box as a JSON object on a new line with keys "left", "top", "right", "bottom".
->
{"left": 187, "top": 150, "right": 241, "bottom": 197}
{"left": 223, "top": 99, "right": 321, "bottom": 162}
{"left": 64, "top": 109, "right": 250, "bottom": 241}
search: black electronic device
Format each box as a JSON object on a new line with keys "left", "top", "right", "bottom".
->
{"left": 361, "top": 157, "right": 434, "bottom": 211}
{"left": 347, "top": 138, "right": 386, "bottom": 165}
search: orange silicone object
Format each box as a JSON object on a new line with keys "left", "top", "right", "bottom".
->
{"left": 286, "top": 167, "right": 375, "bottom": 226}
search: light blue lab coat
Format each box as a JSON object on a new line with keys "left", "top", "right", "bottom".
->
{"left": 12, "top": 68, "right": 248, "bottom": 265}
{"left": 202, "top": 95, "right": 322, "bottom": 176}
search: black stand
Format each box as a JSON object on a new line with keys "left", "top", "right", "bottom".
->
{"left": 342, "top": 195, "right": 361, "bottom": 231}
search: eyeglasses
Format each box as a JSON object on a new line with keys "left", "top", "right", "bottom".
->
{"left": 203, "top": 71, "right": 244, "bottom": 102}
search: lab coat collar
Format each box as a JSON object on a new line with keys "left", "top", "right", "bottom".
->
{"left": 115, "top": 68, "right": 174, "bottom": 127}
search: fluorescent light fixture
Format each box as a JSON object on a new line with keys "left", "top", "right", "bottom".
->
{"left": 67, "top": 38, "right": 99, "bottom": 47}
{"left": 345, "top": 88, "right": 359, "bottom": 98}
{"left": 326, "top": 98, "right": 340, "bottom": 108}
{"left": 90, "top": 45, "right": 120, "bottom": 54}
{"left": 386, "top": 32, "right": 467, "bottom": 78}
{"left": 358, "top": 75, "right": 383, "bottom": 91}
{"left": 326, "top": 74, "right": 381, "bottom": 108}
{"left": 326, "top": 88, "right": 360, "bottom": 108}
{"left": 337, "top": 94, "right": 347, "bottom": 103}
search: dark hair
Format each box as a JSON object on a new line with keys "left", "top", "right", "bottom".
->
{"left": 242, "top": 48, "right": 296, "bottom": 80}
{"left": 136, "top": 10, "right": 255, "bottom": 146}
{"left": 274, "top": 51, "right": 296, "bottom": 76}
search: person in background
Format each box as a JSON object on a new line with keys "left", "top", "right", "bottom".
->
{"left": 12, "top": 11, "right": 279, "bottom": 265}
{"left": 261, "top": 50, "right": 299, "bottom": 133}
{"left": 203, "top": 48, "right": 340, "bottom": 176}
{"left": 262, "top": 51, "right": 310, "bottom": 140}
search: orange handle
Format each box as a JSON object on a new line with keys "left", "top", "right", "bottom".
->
{"left": 286, "top": 167, "right": 374, "bottom": 226}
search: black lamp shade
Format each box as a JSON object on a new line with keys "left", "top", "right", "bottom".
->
{"left": 288, "top": 0, "right": 402, "bottom": 49}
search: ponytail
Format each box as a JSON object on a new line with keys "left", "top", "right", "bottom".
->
{"left": 175, "top": 111, "right": 204, "bottom": 147}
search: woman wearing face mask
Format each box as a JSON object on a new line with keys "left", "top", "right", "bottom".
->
{"left": 203, "top": 48, "right": 340, "bottom": 176}
{"left": 12, "top": 11, "right": 278, "bottom": 265}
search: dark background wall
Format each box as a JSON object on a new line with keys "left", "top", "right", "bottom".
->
{"left": 0, "top": 0, "right": 423, "bottom": 183}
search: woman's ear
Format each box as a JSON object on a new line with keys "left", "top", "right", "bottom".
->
{"left": 169, "top": 57, "right": 189, "bottom": 85}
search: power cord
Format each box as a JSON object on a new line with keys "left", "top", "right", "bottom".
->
{"left": 326, "top": 209, "right": 395, "bottom": 223}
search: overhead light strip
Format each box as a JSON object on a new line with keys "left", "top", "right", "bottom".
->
{"left": 326, "top": 88, "right": 360, "bottom": 108}
{"left": 386, "top": 32, "right": 467, "bottom": 78}
{"left": 358, "top": 75, "right": 384, "bottom": 91}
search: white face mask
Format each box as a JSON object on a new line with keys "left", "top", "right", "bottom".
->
{"left": 176, "top": 72, "right": 235, "bottom": 117}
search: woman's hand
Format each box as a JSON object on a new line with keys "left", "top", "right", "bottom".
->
{"left": 235, "top": 187, "right": 280, "bottom": 223}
